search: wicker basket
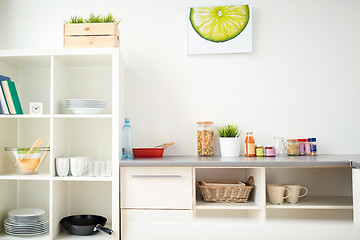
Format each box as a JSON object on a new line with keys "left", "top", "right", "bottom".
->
{"left": 197, "top": 176, "right": 254, "bottom": 203}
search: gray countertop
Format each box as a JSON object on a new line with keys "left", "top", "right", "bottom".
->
{"left": 119, "top": 155, "right": 360, "bottom": 168}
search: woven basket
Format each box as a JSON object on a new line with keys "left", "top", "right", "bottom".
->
{"left": 197, "top": 176, "right": 254, "bottom": 203}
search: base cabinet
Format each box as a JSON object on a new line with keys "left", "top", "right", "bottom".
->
{"left": 352, "top": 168, "right": 360, "bottom": 224}
{"left": 121, "top": 210, "right": 193, "bottom": 240}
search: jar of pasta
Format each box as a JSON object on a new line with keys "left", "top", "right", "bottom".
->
{"left": 197, "top": 121, "right": 214, "bottom": 156}
{"left": 287, "top": 139, "right": 299, "bottom": 156}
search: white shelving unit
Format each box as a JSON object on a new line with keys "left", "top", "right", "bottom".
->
{"left": 0, "top": 48, "right": 124, "bottom": 240}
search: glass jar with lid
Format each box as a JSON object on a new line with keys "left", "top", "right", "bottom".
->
{"left": 287, "top": 139, "right": 299, "bottom": 156}
{"left": 265, "top": 145, "right": 276, "bottom": 157}
{"left": 255, "top": 145, "right": 264, "bottom": 157}
{"left": 197, "top": 121, "right": 214, "bottom": 156}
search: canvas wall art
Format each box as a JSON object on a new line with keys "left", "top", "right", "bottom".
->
{"left": 187, "top": 5, "right": 252, "bottom": 55}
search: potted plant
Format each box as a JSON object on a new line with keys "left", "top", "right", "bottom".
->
{"left": 217, "top": 123, "right": 241, "bottom": 157}
{"left": 63, "top": 13, "right": 121, "bottom": 48}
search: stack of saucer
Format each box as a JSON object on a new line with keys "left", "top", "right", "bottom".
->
{"left": 66, "top": 99, "right": 107, "bottom": 114}
{"left": 4, "top": 208, "right": 49, "bottom": 236}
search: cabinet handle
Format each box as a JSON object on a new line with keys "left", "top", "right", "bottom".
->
{"left": 131, "top": 174, "right": 182, "bottom": 178}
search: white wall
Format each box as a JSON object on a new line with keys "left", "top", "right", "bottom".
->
{"left": 0, "top": 0, "right": 359, "bottom": 155}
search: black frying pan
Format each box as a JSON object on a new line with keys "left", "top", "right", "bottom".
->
{"left": 60, "top": 215, "right": 113, "bottom": 236}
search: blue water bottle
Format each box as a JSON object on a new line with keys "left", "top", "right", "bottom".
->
{"left": 122, "top": 118, "right": 133, "bottom": 159}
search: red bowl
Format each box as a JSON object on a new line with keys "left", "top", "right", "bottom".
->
{"left": 133, "top": 148, "right": 165, "bottom": 158}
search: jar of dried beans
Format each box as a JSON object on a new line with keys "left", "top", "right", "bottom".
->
{"left": 197, "top": 121, "right": 214, "bottom": 156}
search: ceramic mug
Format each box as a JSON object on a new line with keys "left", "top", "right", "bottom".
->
{"left": 56, "top": 157, "right": 69, "bottom": 177}
{"left": 267, "top": 184, "right": 290, "bottom": 204}
{"left": 284, "top": 185, "right": 308, "bottom": 204}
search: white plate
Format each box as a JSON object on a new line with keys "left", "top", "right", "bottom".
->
{"left": 9, "top": 208, "right": 45, "bottom": 218}
{"left": 5, "top": 229, "right": 48, "bottom": 236}
{"left": 67, "top": 108, "right": 105, "bottom": 114}
{"left": 5, "top": 218, "right": 49, "bottom": 227}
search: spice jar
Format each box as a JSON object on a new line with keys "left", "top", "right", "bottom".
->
{"left": 298, "top": 139, "right": 306, "bottom": 156}
{"left": 255, "top": 145, "right": 264, "bottom": 157}
{"left": 265, "top": 145, "right": 276, "bottom": 157}
{"left": 309, "top": 138, "right": 317, "bottom": 156}
{"left": 197, "top": 121, "right": 214, "bottom": 156}
{"left": 305, "top": 139, "right": 311, "bottom": 155}
{"left": 287, "top": 139, "right": 299, "bottom": 156}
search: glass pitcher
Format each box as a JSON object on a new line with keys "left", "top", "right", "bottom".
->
{"left": 273, "top": 136, "right": 287, "bottom": 156}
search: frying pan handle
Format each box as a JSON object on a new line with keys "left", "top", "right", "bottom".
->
{"left": 94, "top": 224, "right": 113, "bottom": 235}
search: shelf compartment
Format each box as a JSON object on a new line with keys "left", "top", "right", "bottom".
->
{"left": 266, "top": 196, "right": 353, "bottom": 210}
{"left": 195, "top": 167, "right": 266, "bottom": 208}
{"left": 52, "top": 181, "right": 112, "bottom": 239}
{"left": 196, "top": 199, "right": 262, "bottom": 210}
{"left": 0, "top": 180, "right": 50, "bottom": 236}
{"left": 0, "top": 56, "right": 51, "bottom": 114}
{"left": 0, "top": 118, "right": 50, "bottom": 176}
{"left": 53, "top": 118, "right": 112, "bottom": 178}
{"left": 53, "top": 55, "right": 112, "bottom": 115}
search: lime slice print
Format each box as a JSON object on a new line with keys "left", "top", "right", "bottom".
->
{"left": 190, "top": 5, "right": 250, "bottom": 43}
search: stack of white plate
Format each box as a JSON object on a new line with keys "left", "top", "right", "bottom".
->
{"left": 4, "top": 208, "right": 49, "bottom": 236}
{"left": 66, "top": 99, "right": 107, "bottom": 114}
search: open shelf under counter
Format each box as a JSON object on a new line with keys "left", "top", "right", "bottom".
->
{"left": 0, "top": 173, "right": 50, "bottom": 180}
{"left": 53, "top": 176, "right": 113, "bottom": 182}
{"left": 266, "top": 196, "right": 353, "bottom": 210}
{"left": 196, "top": 200, "right": 262, "bottom": 210}
{"left": 52, "top": 114, "right": 112, "bottom": 119}
{"left": 54, "top": 224, "right": 112, "bottom": 240}
{"left": 0, "top": 114, "right": 51, "bottom": 119}
{"left": 0, "top": 232, "right": 49, "bottom": 240}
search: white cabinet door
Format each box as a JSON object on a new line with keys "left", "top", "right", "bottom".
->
{"left": 121, "top": 209, "right": 193, "bottom": 240}
{"left": 353, "top": 168, "right": 360, "bottom": 224}
{"left": 121, "top": 167, "right": 193, "bottom": 209}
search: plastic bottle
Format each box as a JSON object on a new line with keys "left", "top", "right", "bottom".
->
{"left": 122, "top": 118, "right": 133, "bottom": 159}
{"left": 245, "top": 132, "right": 255, "bottom": 157}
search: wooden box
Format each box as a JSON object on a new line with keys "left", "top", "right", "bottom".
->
{"left": 63, "top": 22, "right": 119, "bottom": 48}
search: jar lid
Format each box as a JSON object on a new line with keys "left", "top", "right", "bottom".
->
{"left": 298, "top": 139, "right": 307, "bottom": 142}
{"left": 197, "top": 121, "right": 213, "bottom": 125}
{"left": 265, "top": 145, "right": 274, "bottom": 148}
{"left": 308, "top": 138, "right": 317, "bottom": 142}
{"left": 288, "top": 139, "right": 298, "bottom": 142}
{"left": 255, "top": 145, "right": 263, "bottom": 148}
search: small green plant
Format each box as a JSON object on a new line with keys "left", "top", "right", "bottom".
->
{"left": 217, "top": 124, "right": 240, "bottom": 138}
{"left": 65, "top": 15, "right": 84, "bottom": 24}
{"left": 64, "top": 13, "right": 122, "bottom": 24}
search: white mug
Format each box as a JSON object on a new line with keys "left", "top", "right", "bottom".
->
{"left": 56, "top": 157, "right": 69, "bottom": 177}
{"left": 285, "top": 185, "right": 308, "bottom": 204}
{"left": 267, "top": 184, "right": 290, "bottom": 204}
{"left": 70, "top": 157, "right": 85, "bottom": 177}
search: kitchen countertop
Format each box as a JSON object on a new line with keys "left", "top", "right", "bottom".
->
{"left": 119, "top": 155, "right": 360, "bottom": 168}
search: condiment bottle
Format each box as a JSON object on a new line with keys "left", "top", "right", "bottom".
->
{"left": 298, "top": 139, "right": 306, "bottom": 156}
{"left": 197, "top": 121, "right": 214, "bottom": 156}
{"left": 245, "top": 132, "right": 255, "bottom": 157}
{"left": 309, "top": 138, "right": 317, "bottom": 156}
{"left": 255, "top": 145, "right": 264, "bottom": 157}
{"left": 305, "top": 139, "right": 311, "bottom": 155}
{"left": 265, "top": 145, "right": 276, "bottom": 157}
{"left": 287, "top": 139, "right": 299, "bottom": 156}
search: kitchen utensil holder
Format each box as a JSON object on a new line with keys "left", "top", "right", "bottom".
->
{"left": 196, "top": 176, "right": 254, "bottom": 203}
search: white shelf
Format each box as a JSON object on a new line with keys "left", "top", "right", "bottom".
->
{"left": 53, "top": 176, "right": 113, "bottom": 182}
{"left": 54, "top": 230, "right": 112, "bottom": 240}
{"left": 0, "top": 232, "right": 49, "bottom": 240}
{"left": 53, "top": 114, "right": 112, "bottom": 119}
{"left": 196, "top": 200, "right": 262, "bottom": 210}
{"left": 0, "top": 115, "right": 51, "bottom": 119}
{"left": 266, "top": 196, "right": 353, "bottom": 210}
{"left": 0, "top": 173, "right": 50, "bottom": 180}
{"left": 0, "top": 48, "right": 120, "bottom": 57}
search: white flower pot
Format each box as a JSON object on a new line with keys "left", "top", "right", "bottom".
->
{"left": 219, "top": 137, "right": 241, "bottom": 157}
